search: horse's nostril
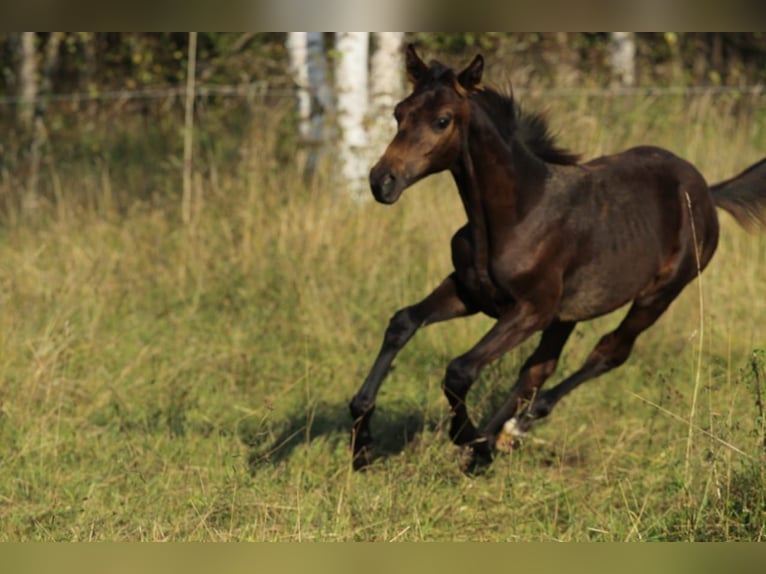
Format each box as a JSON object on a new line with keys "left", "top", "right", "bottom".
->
{"left": 371, "top": 170, "right": 394, "bottom": 193}
{"left": 370, "top": 170, "right": 401, "bottom": 204}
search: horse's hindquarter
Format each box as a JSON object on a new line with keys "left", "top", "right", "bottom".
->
{"left": 520, "top": 149, "right": 710, "bottom": 322}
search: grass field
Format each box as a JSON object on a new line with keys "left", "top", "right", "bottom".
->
{"left": 0, "top": 91, "right": 764, "bottom": 541}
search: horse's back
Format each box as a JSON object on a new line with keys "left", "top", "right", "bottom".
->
{"left": 584, "top": 146, "right": 707, "bottom": 192}
{"left": 582, "top": 145, "right": 718, "bottom": 240}
{"left": 601, "top": 145, "right": 720, "bottom": 265}
{"left": 551, "top": 146, "right": 719, "bottom": 320}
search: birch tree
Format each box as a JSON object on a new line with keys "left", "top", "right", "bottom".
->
{"left": 368, "top": 33, "right": 404, "bottom": 152}
{"left": 334, "top": 32, "right": 369, "bottom": 199}
{"left": 18, "top": 32, "right": 37, "bottom": 130}
{"left": 609, "top": 32, "right": 636, "bottom": 87}
{"left": 286, "top": 32, "right": 332, "bottom": 178}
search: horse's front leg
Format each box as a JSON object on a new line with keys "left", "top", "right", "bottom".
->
{"left": 350, "top": 274, "right": 474, "bottom": 469}
{"left": 443, "top": 301, "right": 556, "bottom": 472}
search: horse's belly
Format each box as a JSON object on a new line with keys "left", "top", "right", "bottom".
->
{"left": 557, "top": 283, "right": 630, "bottom": 321}
{"left": 557, "top": 256, "right": 660, "bottom": 321}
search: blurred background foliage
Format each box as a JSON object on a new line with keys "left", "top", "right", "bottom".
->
{"left": 3, "top": 32, "right": 766, "bottom": 95}
{"left": 1, "top": 32, "right": 765, "bottom": 222}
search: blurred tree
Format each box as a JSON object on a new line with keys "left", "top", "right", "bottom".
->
{"left": 3, "top": 31, "right": 766, "bottom": 211}
{"left": 17, "top": 32, "right": 37, "bottom": 130}
{"left": 369, "top": 33, "right": 404, "bottom": 149}
{"left": 609, "top": 32, "right": 636, "bottom": 87}
{"left": 334, "top": 32, "right": 369, "bottom": 199}
{"left": 4, "top": 32, "right": 766, "bottom": 102}
{"left": 286, "top": 32, "right": 332, "bottom": 179}
{"left": 286, "top": 33, "right": 405, "bottom": 196}
{"left": 16, "top": 32, "right": 64, "bottom": 215}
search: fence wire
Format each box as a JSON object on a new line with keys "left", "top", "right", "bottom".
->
{"left": 0, "top": 81, "right": 282, "bottom": 106}
{"left": 0, "top": 82, "right": 763, "bottom": 107}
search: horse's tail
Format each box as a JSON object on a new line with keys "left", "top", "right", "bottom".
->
{"left": 710, "top": 157, "right": 766, "bottom": 230}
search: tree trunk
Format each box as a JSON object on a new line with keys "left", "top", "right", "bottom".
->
{"left": 15, "top": 32, "right": 44, "bottom": 215}
{"left": 334, "top": 32, "right": 369, "bottom": 200}
{"left": 182, "top": 32, "right": 198, "bottom": 226}
{"left": 287, "top": 32, "right": 313, "bottom": 142}
{"left": 40, "top": 32, "right": 64, "bottom": 111}
{"left": 368, "top": 33, "right": 403, "bottom": 151}
{"left": 24, "top": 32, "right": 64, "bottom": 215}
{"left": 609, "top": 32, "right": 636, "bottom": 87}
{"left": 286, "top": 32, "right": 332, "bottom": 179}
{"left": 18, "top": 32, "right": 37, "bottom": 130}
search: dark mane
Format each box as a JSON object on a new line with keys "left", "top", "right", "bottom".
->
{"left": 417, "top": 58, "right": 579, "bottom": 166}
{"left": 472, "top": 86, "right": 580, "bottom": 166}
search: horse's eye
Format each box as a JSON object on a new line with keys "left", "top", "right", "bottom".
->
{"left": 434, "top": 115, "right": 451, "bottom": 130}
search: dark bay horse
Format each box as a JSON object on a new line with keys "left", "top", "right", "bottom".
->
{"left": 350, "top": 45, "right": 766, "bottom": 471}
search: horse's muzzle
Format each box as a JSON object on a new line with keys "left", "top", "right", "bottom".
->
{"left": 369, "top": 166, "right": 402, "bottom": 204}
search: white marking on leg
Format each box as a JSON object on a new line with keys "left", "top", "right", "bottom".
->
{"left": 502, "top": 417, "right": 526, "bottom": 438}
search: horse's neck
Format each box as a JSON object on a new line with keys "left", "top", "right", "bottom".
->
{"left": 451, "top": 119, "right": 548, "bottom": 294}
{"left": 461, "top": 127, "right": 551, "bottom": 220}
{"left": 449, "top": 124, "right": 511, "bottom": 296}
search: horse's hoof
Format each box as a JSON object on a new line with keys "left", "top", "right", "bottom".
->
{"left": 459, "top": 438, "right": 494, "bottom": 476}
{"left": 351, "top": 440, "right": 374, "bottom": 471}
{"left": 351, "top": 429, "right": 373, "bottom": 470}
{"left": 350, "top": 424, "right": 374, "bottom": 470}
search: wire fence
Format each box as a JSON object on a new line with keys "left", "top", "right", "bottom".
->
{"left": 0, "top": 82, "right": 281, "bottom": 106}
{"left": 0, "top": 82, "right": 764, "bottom": 107}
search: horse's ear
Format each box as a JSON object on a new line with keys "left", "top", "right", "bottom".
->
{"left": 458, "top": 54, "right": 484, "bottom": 90}
{"left": 405, "top": 44, "right": 428, "bottom": 85}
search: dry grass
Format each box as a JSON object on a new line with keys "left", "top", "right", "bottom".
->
{"left": 0, "top": 91, "right": 763, "bottom": 540}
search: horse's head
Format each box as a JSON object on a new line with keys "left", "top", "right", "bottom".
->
{"left": 369, "top": 45, "right": 484, "bottom": 204}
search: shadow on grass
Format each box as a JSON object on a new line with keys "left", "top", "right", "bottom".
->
{"left": 240, "top": 400, "right": 444, "bottom": 472}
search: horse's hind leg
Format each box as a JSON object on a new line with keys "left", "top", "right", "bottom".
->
{"left": 350, "top": 274, "right": 474, "bottom": 469}
{"left": 502, "top": 280, "right": 690, "bottom": 441}
{"left": 481, "top": 320, "right": 576, "bottom": 450}
{"left": 442, "top": 303, "right": 555, "bottom": 471}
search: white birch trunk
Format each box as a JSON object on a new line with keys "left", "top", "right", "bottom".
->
{"left": 287, "top": 32, "right": 313, "bottom": 141}
{"left": 16, "top": 32, "right": 42, "bottom": 213}
{"left": 609, "top": 32, "right": 636, "bottom": 87}
{"left": 369, "top": 32, "right": 404, "bottom": 152}
{"left": 182, "top": 32, "right": 197, "bottom": 226}
{"left": 287, "top": 32, "right": 332, "bottom": 177}
{"left": 306, "top": 33, "right": 333, "bottom": 140}
{"left": 334, "top": 32, "right": 369, "bottom": 200}
{"left": 18, "top": 32, "right": 37, "bottom": 129}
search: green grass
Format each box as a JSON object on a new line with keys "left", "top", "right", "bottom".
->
{"left": 0, "top": 93, "right": 764, "bottom": 540}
